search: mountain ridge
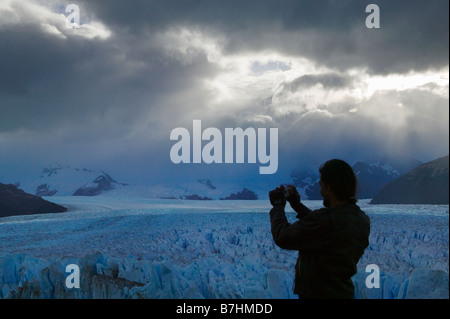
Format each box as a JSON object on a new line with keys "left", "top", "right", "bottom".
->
{"left": 8, "top": 155, "right": 446, "bottom": 203}
{"left": 290, "top": 156, "right": 422, "bottom": 200}
{"left": 371, "top": 155, "right": 449, "bottom": 204}
{"left": 0, "top": 183, "right": 67, "bottom": 218}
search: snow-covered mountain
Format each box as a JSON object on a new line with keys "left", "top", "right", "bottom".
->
{"left": 12, "top": 164, "right": 268, "bottom": 200}
{"left": 73, "top": 173, "right": 127, "bottom": 196}
{"left": 105, "top": 179, "right": 264, "bottom": 201}
{"left": 290, "top": 157, "right": 422, "bottom": 200}
{"left": 13, "top": 155, "right": 427, "bottom": 202}
{"left": 353, "top": 161, "right": 402, "bottom": 199}
{"left": 19, "top": 164, "right": 126, "bottom": 197}
{"left": 289, "top": 166, "right": 321, "bottom": 200}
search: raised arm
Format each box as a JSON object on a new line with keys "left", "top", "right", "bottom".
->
{"left": 285, "top": 185, "right": 312, "bottom": 219}
{"left": 269, "top": 185, "right": 330, "bottom": 251}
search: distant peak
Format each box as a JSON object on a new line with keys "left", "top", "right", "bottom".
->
{"left": 94, "top": 172, "right": 117, "bottom": 184}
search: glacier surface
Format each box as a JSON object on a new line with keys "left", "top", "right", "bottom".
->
{"left": 0, "top": 197, "right": 448, "bottom": 299}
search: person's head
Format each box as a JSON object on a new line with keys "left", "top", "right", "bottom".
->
{"left": 319, "top": 159, "right": 357, "bottom": 208}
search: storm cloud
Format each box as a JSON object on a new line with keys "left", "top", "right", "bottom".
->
{"left": 0, "top": 0, "right": 448, "bottom": 184}
{"left": 76, "top": 0, "right": 449, "bottom": 74}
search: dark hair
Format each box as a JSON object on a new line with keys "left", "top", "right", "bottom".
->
{"left": 319, "top": 159, "right": 358, "bottom": 204}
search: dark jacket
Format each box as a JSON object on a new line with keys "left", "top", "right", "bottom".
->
{"left": 270, "top": 202, "right": 370, "bottom": 299}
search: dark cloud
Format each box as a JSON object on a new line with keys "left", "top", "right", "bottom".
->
{"left": 0, "top": 16, "right": 218, "bottom": 134}
{"left": 0, "top": 0, "right": 448, "bottom": 185}
{"left": 77, "top": 0, "right": 449, "bottom": 74}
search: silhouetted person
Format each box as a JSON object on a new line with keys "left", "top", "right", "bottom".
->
{"left": 269, "top": 159, "right": 370, "bottom": 299}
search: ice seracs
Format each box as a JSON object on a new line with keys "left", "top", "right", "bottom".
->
{"left": 0, "top": 198, "right": 447, "bottom": 299}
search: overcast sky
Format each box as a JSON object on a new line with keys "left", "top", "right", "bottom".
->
{"left": 0, "top": 0, "right": 448, "bottom": 185}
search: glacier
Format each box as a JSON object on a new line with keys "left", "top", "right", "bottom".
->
{"left": 0, "top": 197, "right": 448, "bottom": 299}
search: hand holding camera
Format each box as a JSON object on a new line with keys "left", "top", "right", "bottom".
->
{"left": 284, "top": 185, "right": 301, "bottom": 205}
{"left": 269, "top": 185, "right": 301, "bottom": 208}
{"left": 269, "top": 185, "right": 286, "bottom": 207}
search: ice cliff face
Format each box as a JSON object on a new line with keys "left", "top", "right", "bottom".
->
{"left": 1, "top": 252, "right": 447, "bottom": 299}
{"left": 0, "top": 252, "right": 295, "bottom": 299}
